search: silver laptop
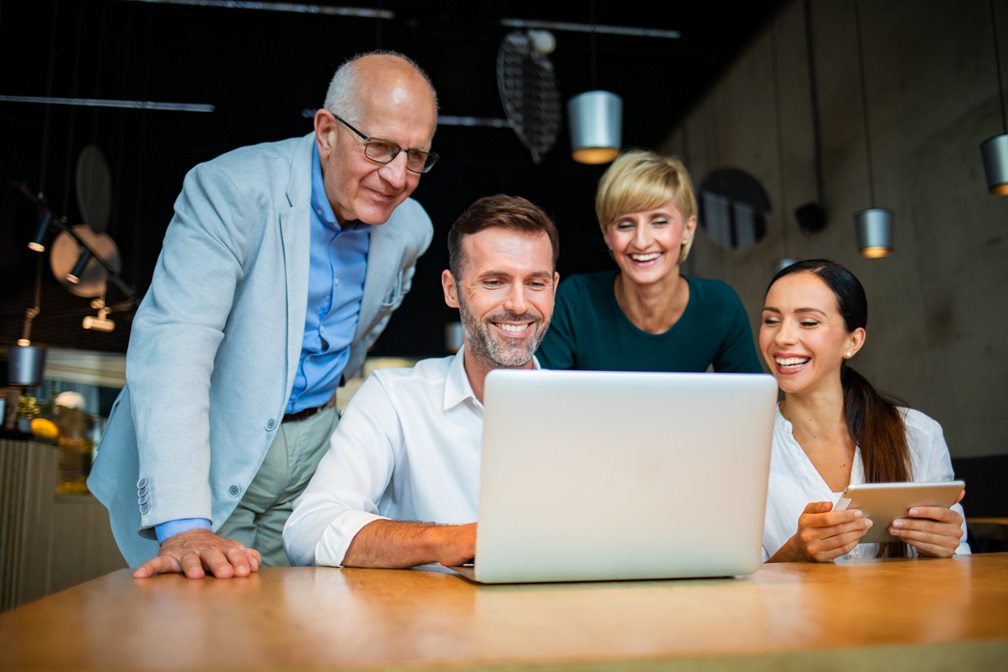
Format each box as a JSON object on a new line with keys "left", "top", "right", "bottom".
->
{"left": 452, "top": 368, "right": 778, "bottom": 584}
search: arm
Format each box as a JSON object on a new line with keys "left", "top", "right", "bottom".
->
{"left": 767, "top": 501, "right": 873, "bottom": 563}
{"left": 342, "top": 521, "right": 476, "bottom": 569}
{"left": 129, "top": 163, "right": 265, "bottom": 577}
{"left": 891, "top": 411, "right": 970, "bottom": 557}
{"left": 284, "top": 372, "right": 473, "bottom": 568}
{"left": 890, "top": 490, "right": 966, "bottom": 558}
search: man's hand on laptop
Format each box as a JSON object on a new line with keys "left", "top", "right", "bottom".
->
{"left": 432, "top": 522, "right": 477, "bottom": 567}
{"left": 342, "top": 520, "right": 477, "bottom": 569}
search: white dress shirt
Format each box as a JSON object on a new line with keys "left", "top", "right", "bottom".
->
{"left": 284, "top": 348, "right": 517, "bottom": 566}
{"left": 762, "top": 405, "right": 970, "bottom": 561}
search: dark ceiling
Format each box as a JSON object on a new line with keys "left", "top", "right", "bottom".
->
{"left": 0, "top": 0, "right": 784, "bottom": 359}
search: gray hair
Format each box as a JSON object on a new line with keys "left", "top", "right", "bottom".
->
{"left": 324, "top": 50, "right": 438, "bottom": 124}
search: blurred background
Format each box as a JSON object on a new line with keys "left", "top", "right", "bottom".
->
{"left": 1, "top": 0, "right": 1006, "bottom": 460}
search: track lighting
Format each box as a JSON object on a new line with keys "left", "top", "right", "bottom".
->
{"left": 28, "top": 210, "right": 53, "bottom": 252}
{"left": 66, "top": 248, "right": 94, "bottom": 284}
{"left": 82, "top": 299, "right": 115, "bottom": 333}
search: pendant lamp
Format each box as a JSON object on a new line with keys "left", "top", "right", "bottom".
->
{"left": 567, "top": 1, "right": 622, "bottom": 164}
{"left": 981, "top": 0, "right": 1008, "bottom": 195}
{"left": 853, "top": 0, "right": 893, "bottom": 258}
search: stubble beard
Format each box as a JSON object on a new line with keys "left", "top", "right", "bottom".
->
{"left": 458, "top": 297, "right": 548, "bottom": 370}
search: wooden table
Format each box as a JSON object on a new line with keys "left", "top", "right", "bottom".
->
{"left": 2, "top": 553, "right": 1007, "bottom": 671}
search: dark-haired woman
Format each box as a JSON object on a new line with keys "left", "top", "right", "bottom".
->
{"left": 759, "top": 259, "right": 968, "bottom": 562}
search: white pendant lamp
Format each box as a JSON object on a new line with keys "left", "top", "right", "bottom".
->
{"left": 981, "top": 0, "right": 1008, "bottom": 195}
{"left": 853, "top": 0, "right": 893, "bottom": 258}
{"left": 568, "top": 90, "right": 622, "bottom": 164}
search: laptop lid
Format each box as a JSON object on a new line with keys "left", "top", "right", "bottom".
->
{"left": 463, "top": 369, "right": 778, "bottom": 584}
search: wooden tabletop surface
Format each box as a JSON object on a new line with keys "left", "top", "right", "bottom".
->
{"left": 2, "top": 552, "right": 1007, "bottom": 671}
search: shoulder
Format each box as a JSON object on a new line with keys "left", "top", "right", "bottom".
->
{"left": 557, "top": 270, "right": 616, "bottom": 297}
{"left": 370, "top": 355, "right": 453, "bottom": 392}
{"left": 901, "top": 407, "right": 945, "bottom": 441}
{"left": 182, "top": 135, "right": 310, "bottom": 205}
{"left": 685, "top": 275, "right": 741, "bottom": 301}
{"left": 194, "top": 135, "right": 307, "bottom": 179}
{"left": 385, "top": 198, "right": 434, "bottom": 235}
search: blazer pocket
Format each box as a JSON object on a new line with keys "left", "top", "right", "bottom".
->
{"left": 380, "top": 270, "right": 405, "bottom": 308}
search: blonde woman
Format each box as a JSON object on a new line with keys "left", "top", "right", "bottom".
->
{"left": 537, "top": 149, "right": 761, "bottom": 373}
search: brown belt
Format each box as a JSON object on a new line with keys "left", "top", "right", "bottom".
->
{"left": 282, "top": 405, "right": 324, "bottom": 423}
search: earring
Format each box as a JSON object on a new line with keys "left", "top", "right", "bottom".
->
{"left": 845, "top": 352, "right": 852, "bottom": 359}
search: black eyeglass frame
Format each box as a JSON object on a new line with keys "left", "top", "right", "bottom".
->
{"left": 332, "top": 113, "right": 439, "bottom": 174}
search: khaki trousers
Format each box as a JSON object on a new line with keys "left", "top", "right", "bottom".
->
{"left": 218, "top": 405, "right": 339, "bottom": 566}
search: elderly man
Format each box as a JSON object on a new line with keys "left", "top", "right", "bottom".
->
{"left": 283, "top": 194, "right": 559, "bottom": 568}
{"left": 89, "top": 51, "right": 438, "bottom": 578}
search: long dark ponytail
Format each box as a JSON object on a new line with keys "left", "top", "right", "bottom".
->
{"left": 769, "top": 260, "right": 910, "bottom": 558}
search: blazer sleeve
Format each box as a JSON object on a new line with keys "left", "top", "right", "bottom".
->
{"left": 127, "top": 161, "right": 262, "bottom": 528}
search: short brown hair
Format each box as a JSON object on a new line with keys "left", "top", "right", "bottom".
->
{"left": 447, "top": 194, "right": 559, "bottom": 280}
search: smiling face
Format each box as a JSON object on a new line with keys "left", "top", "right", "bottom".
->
{"left": 759, "top": 271, "right": 865, "bottom": 398}
{"left": 314, "top": 55, "right": 437, "bottom": 226}
{"left": 442, "top": 227, "right": 557, "bottom": 377}
{"left": 602, "top": 198, "right": 696, "bottom": 289}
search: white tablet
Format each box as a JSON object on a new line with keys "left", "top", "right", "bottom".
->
{"left": 834, "top": 481, "right": 965, "bottom": 544}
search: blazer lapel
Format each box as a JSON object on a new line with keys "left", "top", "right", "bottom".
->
{"left": 280, "top": 134, "right": 316, "bottom": 397}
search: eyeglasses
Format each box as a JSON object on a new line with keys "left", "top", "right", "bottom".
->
{"left": 333, "top": 114, "right": 439, "bottom": 174}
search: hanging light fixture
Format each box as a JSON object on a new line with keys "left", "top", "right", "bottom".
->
{"left": 981, "top": 0, "right": 1008, "bottom": 195}
{"left": 9, "top": 257, "right": 47, "bottom": 386}
{"left": 770, "top": 26, "right": 797, "bottom": 277}
{"left": 28, "top": 209, "right": 53, "bottom": 252}
{"left": 567, "top": 0, "right": 622, "bottom": 164}
{"left": 852, "top": 0, "right": 893, "bottom": 258}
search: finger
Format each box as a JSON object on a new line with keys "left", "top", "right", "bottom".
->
{"left": 808, "top": 537, "right": 862, "bottom": 563}
{"left": 799, "top": 511, "right": 869, "bottom": 537}
{"left": 801, "top": 501, "right": 834, "bottom": 515}
{"left": 224, "top": 546, "right": 257, "bottom": 577}
{"left": 907, "top": 505, "right": 962, "bottom": 524}
{"left": 133, "top": 553, "right": 186, "bottom": 578}
{"left": 195, "top": 548, "right": 238, "bottom": 579}
{"left": 897, "top": 532, "right": 960, "bottom": 558}
{"left": 179, "top": 551, "right": 210, "bottom": 579}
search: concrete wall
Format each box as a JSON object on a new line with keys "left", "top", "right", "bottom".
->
{"left": 663, "top": 0, "right": 1008, "bottom": 458}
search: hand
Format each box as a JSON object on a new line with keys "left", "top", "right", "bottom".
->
{"left": 342, "top": 520, "right": 477, "bottom": 569}
{"left": 133, "top": 528, "right": 262, "bottom": 579}
{"left": 772, "top": 501, "right": 873, "bottom": 563}
{"left": 432, "top": 522, "right": 477, "bottom": 568}
{"left": 889, "top": 488, "right": 966, "bottom": 558}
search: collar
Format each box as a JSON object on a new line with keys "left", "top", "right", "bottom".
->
{"left": 442, "top": 345, "right": 541, "bottom": 411}
{"left": 310, "top": 142, "right": 340, "bottom": 230}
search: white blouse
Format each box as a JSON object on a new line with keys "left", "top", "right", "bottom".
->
{"left": 762, "top": 405, "right": 970, "bottom": 561}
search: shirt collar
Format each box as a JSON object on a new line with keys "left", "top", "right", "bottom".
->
{"left": 442, "top": 345, "right": 541, "bottom": 411}
{"left": 310, "top": 142, "right": 340, "bottom": 230}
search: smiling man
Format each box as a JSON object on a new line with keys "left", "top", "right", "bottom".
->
{"left": 283, "top": 194, "right": 559, "bottom": 569}
{"left": 89, "top": 51, "right": 438, "bottom": 579}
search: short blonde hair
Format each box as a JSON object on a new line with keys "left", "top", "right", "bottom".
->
{"left": 595, "top": 149, "right": 698, "bottom": 263}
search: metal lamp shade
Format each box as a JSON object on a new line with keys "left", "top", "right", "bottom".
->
{"left": 8, "top": 345, "right": 46, "bottom": 386}
{"left": 981, "top": 134, "right": 1008, "bottom": 195}
{"left": 567, "top": 91, "right": 622, "bottom": 164}
{"left": 854, "top": 208, "right": 894, "bottom": 258}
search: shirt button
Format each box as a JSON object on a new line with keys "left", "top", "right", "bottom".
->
{"left": 266, "top": 418, "right": 276, "bottom": 430}
{"left": 140, "top": 503, "right": 151, "bottom": 515}
{"left": 137, "top": 477, "right": 148, "bottom": 489}
{"left": 334, "top": 278, "right": 340, "bottom": 286}
{"left": 228, "top": 485, "right": 241, "bottom": 498}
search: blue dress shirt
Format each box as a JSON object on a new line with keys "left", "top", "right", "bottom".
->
{"left": 156, "top": 142, "right": 370, "bottom": 542}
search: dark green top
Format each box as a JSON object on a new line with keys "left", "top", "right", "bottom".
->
{"left": 537, "top": 270, "right": 763, "bottom": 373}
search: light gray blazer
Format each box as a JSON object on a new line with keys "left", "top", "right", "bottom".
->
{"left": 88, "top": 133, "right": 433, "bottom": 566}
